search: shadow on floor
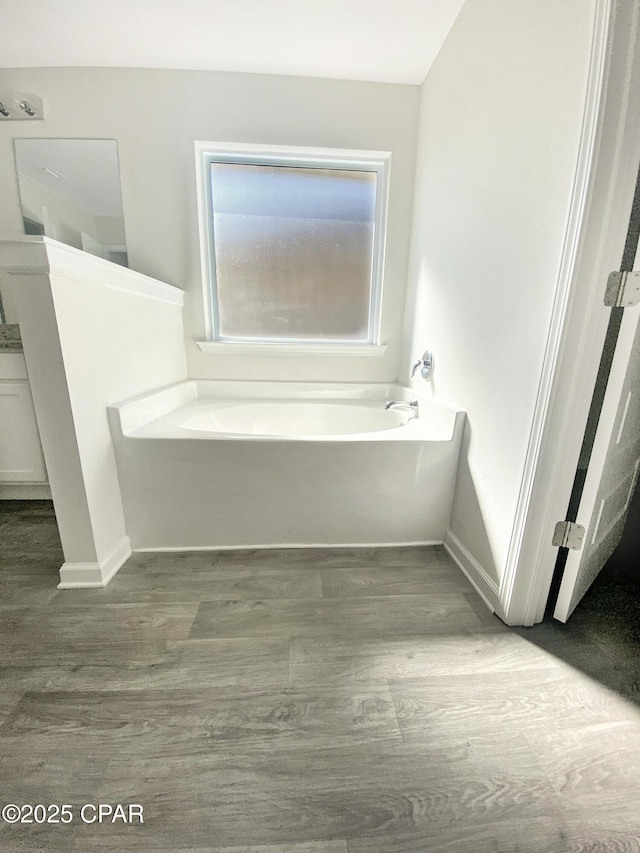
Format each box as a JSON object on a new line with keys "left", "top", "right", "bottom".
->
{"left": 515, "top": 483, "right": 640, "bottom": 709}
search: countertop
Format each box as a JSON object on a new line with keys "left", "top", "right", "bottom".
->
{"left": 0, "top": 325, "right": 22, "bottom": 351}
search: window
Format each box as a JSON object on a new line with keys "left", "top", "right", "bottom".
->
{"left": 196, "top": 143, "right": 390, "bottom": 348}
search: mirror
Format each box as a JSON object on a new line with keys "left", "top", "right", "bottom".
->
{"left": 14, "top": 138, "right": 128, "bottom": 267}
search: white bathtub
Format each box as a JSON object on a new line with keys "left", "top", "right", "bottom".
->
{"left": 108, "top": 381, "right": 465, "bottom": 550}
{"left": 171, "top": 400, "right": 408, "bottom": 438}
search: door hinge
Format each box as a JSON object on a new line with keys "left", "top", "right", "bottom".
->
{"left": 604, "top": 271, "right": 640, "bottom": 307}
{"left": 552, "top": 520, "right": 585, "bottom": 550}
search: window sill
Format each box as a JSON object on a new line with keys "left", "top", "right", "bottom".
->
{"left": 196, "top": 341, "right": 388, "bottom": 357}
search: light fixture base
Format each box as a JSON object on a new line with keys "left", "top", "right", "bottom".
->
{"left": 0, "top": 93, "right": 44, "bottom": 121}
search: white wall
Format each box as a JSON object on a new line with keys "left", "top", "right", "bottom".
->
{"left": 0, "top": 67, "right": 420, "bottom": 383}
{"left": 1, "top": 238, "right": 188, "bottom": 586}
{"left": 402, "top": 0, "right": 598, "bottom": 598}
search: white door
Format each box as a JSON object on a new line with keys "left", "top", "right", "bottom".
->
{"left": 554, "top": 244, "right": 640, "bottom": 621}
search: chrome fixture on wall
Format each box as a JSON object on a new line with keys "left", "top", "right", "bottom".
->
{"left": 411, "top": 350, "right": 434, "bottom": 381}
{"left": 0, "top": 93, "right": 44, "bottom": 121}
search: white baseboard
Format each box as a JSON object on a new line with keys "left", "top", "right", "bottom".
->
{"left": 133, "top": 539, "right": 444, "bottom": 553}
{"left": 444, "top": 529, "right": 500, "bottom": 614}
{"left": 57, "top": 536, "right": 131, "bottom": 588}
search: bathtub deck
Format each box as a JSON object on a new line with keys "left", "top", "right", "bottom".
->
{"left": 1, "top": 501, "right": 640, "bottom": 850}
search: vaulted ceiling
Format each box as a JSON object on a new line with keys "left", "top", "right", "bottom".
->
{"left": 0, "top": 0, "right": 466, "bottom": 85}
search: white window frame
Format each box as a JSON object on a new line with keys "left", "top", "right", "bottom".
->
{"left": 195, "top": 141, "right": 391, "bottom": 353}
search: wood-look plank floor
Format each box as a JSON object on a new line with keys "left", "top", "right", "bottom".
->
{"left": 1, "top": 500, "right": 639, "bottom": 851}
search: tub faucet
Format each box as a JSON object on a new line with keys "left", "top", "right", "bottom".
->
{"left": 412, "top": 350, "right": 435, "bottom": 381}
{"left": 384, "top": 399, "right": 419, "bottom": 418}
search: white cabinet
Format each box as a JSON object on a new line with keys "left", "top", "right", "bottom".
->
{"left": 0, "top": 353, "right": 47, "bottom": 483}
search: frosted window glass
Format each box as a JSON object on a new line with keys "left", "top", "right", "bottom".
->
{"left": 210, "top": 164, "right": 377, "bottom": 342}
